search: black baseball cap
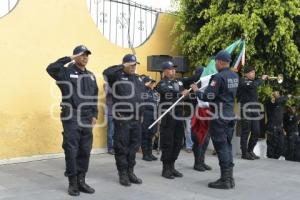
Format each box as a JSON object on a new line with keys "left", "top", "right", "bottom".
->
{"left": 214, "top": 50, "right": 232, "bottom": 62}
{"left": 244, "top": 66, "right": 255, "bottom": 73}
{"left": 142, "top": 76, "right": 156, "bottom": 83}
{"left": 122, "top": 54, "right": 140, "bottom": 64}
{"left": 73, "top": 45, "right": 91, "bottom": 55}
{"left": 161, "top": 61, "right": 177, "bottom": 70}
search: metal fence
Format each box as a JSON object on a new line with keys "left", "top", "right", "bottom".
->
{"left": 87, "top": 0, "right": 160, "bottom": 48}
{"left": 0, "top": 0, "right": 19, "bottom": 18}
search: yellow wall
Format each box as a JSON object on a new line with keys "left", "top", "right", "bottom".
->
{"left": 0, "top": 0, "right": 179, "bottom": 159}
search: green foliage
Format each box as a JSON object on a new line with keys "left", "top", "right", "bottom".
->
{"left": 173, "top": 0, "right": 300, "bottom": 97}
{"left": 257, "top": 84, "right": 273, "bottom": 102}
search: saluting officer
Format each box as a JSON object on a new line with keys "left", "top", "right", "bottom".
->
{"left": 103, "top": 54, "right": 145, "bottom": 187}
{"left": 156, "top": 61, "right": 201, "bottom": 179}
{"left": 46, "top": 45, "right": 98, "bottom": 196}
{"left": 237, "top": 66, "right": 268, "bottom": 160}
{"left": 191, "top": 51, "right": 239, "bottom": 189}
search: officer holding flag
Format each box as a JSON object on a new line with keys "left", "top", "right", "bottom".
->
{"left": 191, "top": 51, "right": 239, "bottom": 189}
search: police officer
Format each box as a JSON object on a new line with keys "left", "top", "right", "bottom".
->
{"left": 46, "top": 45, "right": 98, "bottom": 196}
{"left": 140, "top": 75, "right": 159, "bottom": 161}
{"left": 266, "top": 91, "right": 291, "bottom": 159}
{"left": 103, "top": 54, "right": 145, "bottom": 187}
{"left": 237, "top": 66, "right": 268, "bottom": 160}
{"left": 191, "top": 51, "right": 239, "bottom": 189}
{"left": 283, "top": 104, "right": 300, "bottom": 161}
{"left": 156, "top": 61, "right": 200, "bottom": 179}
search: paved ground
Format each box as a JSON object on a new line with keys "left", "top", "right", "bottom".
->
{"left": 0, "top": 151, "right": 300, "bottom": 200}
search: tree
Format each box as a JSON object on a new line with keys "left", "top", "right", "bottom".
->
{"left": 173, "top": 0, "right": 300, "bottom": 97}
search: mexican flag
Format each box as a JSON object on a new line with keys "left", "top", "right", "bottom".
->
{"left": 191, "top": 39, "right": 246, "bottom": 145}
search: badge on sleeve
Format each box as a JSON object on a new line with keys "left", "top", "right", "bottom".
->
{"left": 90, "top": 75, "right": 95, "bottom": 81}
{"left": 70, "top": 74, "right": 79, "bottom": 79}
{"left": 210, "top": 80, "right": 217, "bottom": 87}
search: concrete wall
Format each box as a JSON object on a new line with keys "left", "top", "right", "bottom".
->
{"left": 0, "top": 0, "right": 179, "bottom": 159}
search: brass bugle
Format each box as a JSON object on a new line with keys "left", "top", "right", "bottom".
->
{"left": 267, "top": 74, "right": 284, "bottom": 84}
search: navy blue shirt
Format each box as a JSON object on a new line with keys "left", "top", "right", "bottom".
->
{"left": 284, "top": 111, "right": 300, "bottom": 134}
{"left": 266, "top": 96, "right": 289, "bottom": 128}
{"left": 142, "top": 88, "right": 159, "bottom": 112}
{"left": 103, "top": 65, "right": 146, "bottom": 116}
{"left": 46, "top": 57, "right": 98, "bottom": 119}
{"left": 196, "top": 68, "right": 239, "bottom": 119}
{"left": 237, "top": 77, "right": 263, "bottom": 104}
{"left": 156, "top": 74, "right": 201, "bottom": 117}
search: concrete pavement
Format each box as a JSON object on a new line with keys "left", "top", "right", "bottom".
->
{"left": 0, "top": 151, "right": 300, "bottom": 200}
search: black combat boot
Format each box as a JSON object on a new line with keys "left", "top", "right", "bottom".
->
{"left": 118, "top": 171, "right": 131, "bottom": 186}
{"left": 193, "top": 150, "right": 205, "bottom": 171}
{"left": 128, "top": 168, "right": 142, "bottom": 184}
{"left": 170, "top": 162, "right": 183, "bottom": 177}
{"left": 68, "top": 176, "right": 80, "bottom": 196}
{"left": 142, "top": 147, "right": 152, "bottom": 161}
{"left": 229, "top": 167, "right": 235, "bottom": 188}
{"left": 249, "top": 151, "right": 260, "bottom": 159}
{"left": 149, "top": 146, "right": 158, "bottom": 161}
{"left": 77, "top": 173, "right": 95, "bottom": 194}
{"left": 162, "top": 163, "right": 175, "bottom": 179}
{"left": 194, "top": 163, "right": 206, "bottom": 171}
{"left": 208, "top": 168, "right": 233, "bottom": 189}
{"left": 242, "top": 149, "right": 255, "bottom": 160}
{"left": 202, "top": 163, "right": 212, "bottom": 170}
{"left": 150, "top": 154, "right": 158, "bottom": 161}
{"left": 200, "top": 153, "right": 212, "bottom": 171}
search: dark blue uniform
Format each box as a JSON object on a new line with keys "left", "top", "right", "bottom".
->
{"left": 103, "top": 65, "right": 145, "bottom": 174}
{"left": 156, "top": 75, "right": 200, "bottom": 164}
{"left": 46, "top": 56, "right": 98, "bottom": 177}
{"left": 237, "top": 77, "right": 263, "bottom": 158}
{"left": 284, "top": 110, "right": 300, "bottom": 161}
{"left": 156, "top": 78, "right": 186, "bottom": 164}
{"left": 266, "top": 96, "right": 288, "bottom": 159}
{"left": 196, "top": 68, "right": 238, "bottom": 170}
{"left": 141, "top": 88, "right": 159, "bottom": 160}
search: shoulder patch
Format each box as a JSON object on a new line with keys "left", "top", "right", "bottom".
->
{"left": 210, "top": 80, "right": 217, "bottom": 87}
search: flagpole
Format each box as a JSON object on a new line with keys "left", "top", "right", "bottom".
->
{"left": 148, "top": 77, "right": 211, "bottom": 130}
{"left": 148, "top": 39, "right": 246, "bottom": 130}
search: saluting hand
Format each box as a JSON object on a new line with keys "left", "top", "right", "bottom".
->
{"left": 123, "top": 62, "right": 137, "bottom": 68}
{"left": 70, "top": 52, "right": 84, "bottom": 60}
